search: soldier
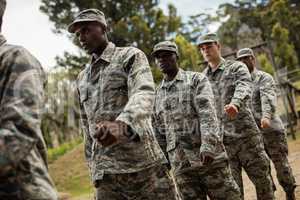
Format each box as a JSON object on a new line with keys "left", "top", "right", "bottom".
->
{"left": 197, "top": 33, "right": 275, "bottom": 200}
{"left": 236, "top": 48, "right": 297, "bottom": 200}
{"left": 0, "top": 0, "right": 58, "bottom": 199}
{"left": 68, "top": 9, "right": 176, "bottom": 200}
{"left": 152, "top": 41, "right": 241, "bottom": 200}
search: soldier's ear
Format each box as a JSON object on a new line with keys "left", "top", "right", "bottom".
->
{"left": 216, "top": 42, "right": 221, "bottom": 50}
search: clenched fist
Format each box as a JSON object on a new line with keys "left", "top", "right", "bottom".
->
{"left": 224, "top": 104, "right": 239, "bottom": 119}
{"left": 94, "top": 120, "right": 129, "bottom": 147}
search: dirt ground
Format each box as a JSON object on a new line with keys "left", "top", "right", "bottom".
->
{"left": 243, "top": 138, "right": 300, "bottom": 200}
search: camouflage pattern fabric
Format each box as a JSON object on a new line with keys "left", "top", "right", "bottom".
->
{"left": 251, "top": 69, "right": 296, "bottom": 193}
{"left": 203, "top": 58, "right": 274, "bottom": 200}
{"left": 77, "top": 42, "right": 169, "bottom": 188}
{"left": 175, "top": 162, "right": 241, "bottom": 200}
{"left": 0, "top": 34, "right": 58, "bottom": 199}
{"left": 95, "top": 165, "right": 176, "bottom": 200}
{"left": 153, "top": 68, "right": 240, "bottom": 199}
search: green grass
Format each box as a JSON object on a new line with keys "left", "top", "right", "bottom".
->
{"left": 48, "top": 138, "right": 83, "bottom": 164}
{"left": 49, "top": 143, "right": 93, "bottom": 198}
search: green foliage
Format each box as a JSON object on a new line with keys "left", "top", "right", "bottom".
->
{"left": 42, "top": 68, "right": 81, "bottom": 148}
{"left": 216, "top": 0, "right": 300, "bottom": 59}
{"left": 40, "top": 0, "right": 182, "bottom": 69}
{"left": 271, "top": 23, "right": 299, "bottom": 72}
{"left": 175, "top": 34, "right": 202, "bottom": 72}
{"left": 48, "top": 138, "right": 82, "bottom": 163}
{"left": 257, "top": 53, "right": 274, "bottom": 75}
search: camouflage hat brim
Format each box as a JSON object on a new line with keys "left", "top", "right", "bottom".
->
{"left": 236, "top": 53, "right": 253, "bottom": 60}
{"left": 68, "top": 19, "right": 104, "bottom": 33}
{"left": 197, "top": 39, "right": 218, "bottom": 46}
{"left": 151, "top": 47, "right": 178, "bottom": 57}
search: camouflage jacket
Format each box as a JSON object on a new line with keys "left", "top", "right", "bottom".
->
{"left": 203, "top": 58, "right": 260, "bottom": 142}
{"left": 0, "top": 34, "right": 57, "bottom": 199}
{"left": 153, "top": 69, "right": 227, "bottom": 175}
{"left": 251, "top": 69, "right": 285, "bottom": 132}
{"left": 77, "top": 42, "right": 167, "bottom": 182}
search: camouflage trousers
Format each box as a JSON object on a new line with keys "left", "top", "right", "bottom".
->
{"left": 224, "top": 134, "right": 275, "bottom": 200}
{"left": 174, "top": 161, "right": 241, "bottom": 200}
{"left": 0, "top": 169, "right": 58, "bottom": 200}
{"left": 95, "top": 165, "right": 177, "bottom": 200}
{"left": 262, "top": 129, "right": 296, "bottom": 193}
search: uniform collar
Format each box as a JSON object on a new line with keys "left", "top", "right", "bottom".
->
{"left": 207, "top": 57, "right": 226, "bottom": 74}
{"left": 0, "top": 34, "right": 7, "bottom": 47}
{"left": 92, "top": 42, "right": 116, "bottom": 64}
{"left": 161, "top": 68, "right": 184, "bottom": 89}
{"left": 251, "top": 68, "right": 259, "bottom": 81}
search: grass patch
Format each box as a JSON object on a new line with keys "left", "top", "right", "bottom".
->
{"left": 48, "top": 138, "right": 83, "bottom": 164}
{"left": 49, "top": 143, "right": 93, "bottom": 198}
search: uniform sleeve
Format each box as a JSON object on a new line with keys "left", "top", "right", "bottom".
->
{"left": 77, "top": 86, "right": 93, "bottom": 163}
{"left": 230, "top": 62, "right": 252, "bottom": 109}
{"left": 0, "top": 48, "right": 44, "bottom": 173}
{"left": 192, "top": 73, "right": 221, "bottom": 156}
{"left": 151, "top": 102, "right": 167, "bottom": 157}
{"left": 260, "top": 74, "right": 277, "bottom": 119}
{"left": 116, "top": 49, "right": 155, "bottom": 137}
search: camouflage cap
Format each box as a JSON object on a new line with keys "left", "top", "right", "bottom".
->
{"left": 152, "top": 41, "right": 179, "bottom": 57}
{"left": 68, "top": 9, "right": 107, "bottom": 33}
{"left": 197, "top": 33, "right": 219, "bottom": 46}
{"left": 236, "top": 48, "right": 255, "bottom": 60}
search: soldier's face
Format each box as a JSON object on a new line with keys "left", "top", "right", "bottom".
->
{"left": 74, "top": 22, "right": 107, "bottom": 54}
{"left": 155, "top": 51, "right": 178, "bottom": 74}
{"left": 198, "top": 42, "right": 221, "bottom": 62}
{"left": 238, "top": 56, "right": 255, "bottom": 72}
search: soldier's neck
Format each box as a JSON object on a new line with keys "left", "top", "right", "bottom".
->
{"left": 209, "top": 57, "right": 222, "bottom": 71}
{"left": 165, "top": 67, "right": 179, "bottom": 81}
{"left": 93, "top": 41, "right": 109, "bottom": 58}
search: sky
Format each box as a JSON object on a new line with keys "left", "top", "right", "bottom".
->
{"left": 2, "top": 0, "right": 233, "bottom": 69}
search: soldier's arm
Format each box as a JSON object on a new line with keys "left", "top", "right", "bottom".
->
{"left": 192, "top": 73, "right": 220, "bottom": 156}
{"left": 77, "top": 87, "right": 93, "bottom": 163}
{"left": 260, "top": 73, "right": 277, "bottom": 119}
{"left": 0, "top": 48, "right": 44, "bottom": 173}
{"left": 116, "top": 49, "right": 155, "bottom": 138}
{"left": 230, "top": 62, "right": 252, "bottom": 109}
{"left": 151, "top": 109, "right": 167, "bottom": 157}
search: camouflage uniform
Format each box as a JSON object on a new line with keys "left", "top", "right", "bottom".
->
{"left": 251, "top": 69, "right": 296, "bottom": 193}
{"left": 153, "top": 64, "right": 241, "bottom": 199}
{"left": 76, "top": 37, "right": 176, "bottom": 199}
{"left": 0, "top": 34, "right": 58, "bottom": 199}
{"left": 198, "top": 32, "right": 274, "bottom": 200}
{"left": 202, "top": 58, "right": 275, "bottom": 199}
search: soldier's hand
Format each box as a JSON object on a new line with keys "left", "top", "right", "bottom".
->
{"left": 94, "top": 121, "right": 128, "bottom": 147}
{"left": 200, "top": 152, "right": 214, "bottom": 165}
{"left": 261, "top": 118, "right": 271, "bottom": 129}
{"left": 224, "top": 104, "right": 239, "bottom": 119}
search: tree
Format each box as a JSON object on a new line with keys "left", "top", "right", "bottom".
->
{"left": 271, "top": 23, "right": 299, "bottom": 74}
{"left": 257, "top": 53, "right": 274, "bottom": 75}
{"left": 175, "top": 34, "right": 202, "bottom": 72}
{"left": 40, "top": 0, "right": 182, "bottom": 70}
